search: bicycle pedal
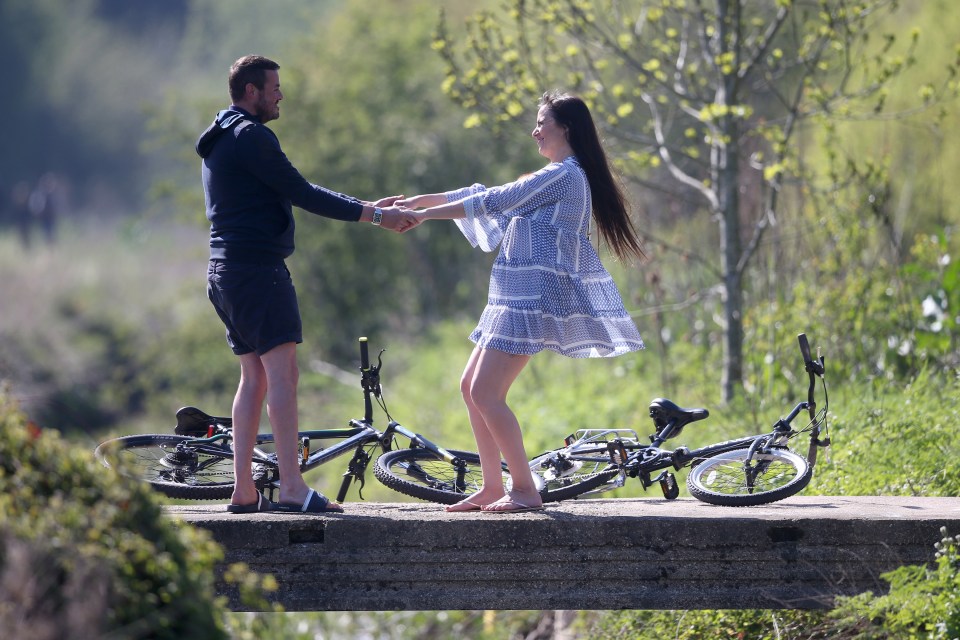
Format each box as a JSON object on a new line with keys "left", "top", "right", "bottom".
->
{"left": 299, "top": 437, "right": 310, "bottom": 466}
{"left": 659, "top": 472, "right": 679, "bottom": 500}
{"left": 607, "top": 440, "right": 628, "bottom": 465}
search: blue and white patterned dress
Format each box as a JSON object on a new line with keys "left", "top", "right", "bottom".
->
{"left": 446, "top": 156, "right": 644, "bottom": 358}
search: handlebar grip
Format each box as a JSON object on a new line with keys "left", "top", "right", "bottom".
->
{"left": 359, "top": 337, "right": 370, "bottom": 371}
{"left": 798, "top": 333, "right": 812, "bottom": 364}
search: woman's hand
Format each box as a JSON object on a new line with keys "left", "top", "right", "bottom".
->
{"left": 368, "top": 194, "right": 404, "bottom": 207}
{"left": 396, "top": 193, "right": 446, "bottom": 210}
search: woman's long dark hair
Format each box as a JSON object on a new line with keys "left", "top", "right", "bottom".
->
{"left": 540, "top": 91, "right": 646, "bottom": 262}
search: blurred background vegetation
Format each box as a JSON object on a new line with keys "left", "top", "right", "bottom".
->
{"left": 1, "top": 0, "right": 958, "bottom": 637}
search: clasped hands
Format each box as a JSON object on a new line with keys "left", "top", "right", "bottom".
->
{"left": 366, "top": 195, "right": 424, "bottom": 234}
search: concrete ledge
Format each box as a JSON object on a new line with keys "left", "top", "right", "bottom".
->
{"left": 168, "top": 496, "right": 960, "bottom": 612}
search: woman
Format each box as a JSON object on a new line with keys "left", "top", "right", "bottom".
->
{"left": 400, "top": 92, "right": 645, "bottom": 513}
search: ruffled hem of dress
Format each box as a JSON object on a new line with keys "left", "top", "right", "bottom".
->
{"left": 470, "top": 331, "right": 645, "bottom": 358}
{"left": 468, "top": 307, "right": 644, "bottom": 359}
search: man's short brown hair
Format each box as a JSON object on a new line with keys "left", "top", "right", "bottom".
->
{"left": 228, "top": 55, "right": 280, "bottom": 102}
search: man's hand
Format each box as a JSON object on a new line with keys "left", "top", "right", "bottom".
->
{"left": 378, "top": 206, "right": 422, "bottom": 233}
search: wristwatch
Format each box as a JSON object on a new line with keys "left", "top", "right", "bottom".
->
{"left": 371, "top": 207, "right": 383, "bottom": 226}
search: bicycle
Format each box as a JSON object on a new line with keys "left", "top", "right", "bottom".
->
{"left": 518, "top": 332, "right": 830, "bottom": 506}
{"left": 95, "top": 338, "right": 495, "bottom": 505}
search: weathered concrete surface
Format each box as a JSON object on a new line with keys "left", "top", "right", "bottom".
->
{"left": 168, "top": 496, "right": 960, "bottom": 612}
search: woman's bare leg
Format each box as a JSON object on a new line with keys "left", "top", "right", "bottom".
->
{"left": 446, "top": 346, "right": 509, "bottom": 511}
{"left": 442, "top": 349, "right": 543, "bottom": 511}
{"left": 468, "top": 348, "right": 541, "bottom": 510}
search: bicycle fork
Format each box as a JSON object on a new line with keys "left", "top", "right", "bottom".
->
{"left": 337, "top": 446, "right": 373, "bottom": 502}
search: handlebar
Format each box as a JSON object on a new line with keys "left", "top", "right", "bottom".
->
{"left": 798, "top": 332, "right": 825, "bottom": 423}
{"left": 798, "top": 333, "right": 825, "bottom": 377}
{"left": 360, "top": 336, "right": 370, "bottom": 372}
{"left": 359, "top": 337, "right": 377, "bottom": 423}
{"left": 357, "top": 337, "right": 388, "bottom": 423}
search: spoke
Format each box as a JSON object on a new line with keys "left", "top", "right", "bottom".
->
{"left": 701, "top": 457, "right": 798, "bottom": 495}
{"left": 116, "top": 444, "right": 235, "bottom": 486}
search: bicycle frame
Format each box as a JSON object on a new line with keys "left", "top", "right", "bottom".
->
{"left": 171, "top": 337, "right": 469, "bottom": 502}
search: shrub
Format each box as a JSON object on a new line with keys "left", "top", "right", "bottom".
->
{"left": 0, "top": 391, "right": 228, "bottom": 639}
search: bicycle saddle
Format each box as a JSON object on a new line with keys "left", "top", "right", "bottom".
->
{"left": 648, "top": 398, "right": 709, "bottom": 436}
{"left": 174, "top": 406, "right": 232, "bottom": 436}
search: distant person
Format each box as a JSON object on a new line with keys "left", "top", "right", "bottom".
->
{"left": 398, "top": 91, "right": 646, "bottom": 513}
{"left": 196, "top": 55, "right": 417, "bottom": 514}
{"left": 11, "top": 181, "right": 32, "bottom": 248}
{"left": 28, "top": 172, "right": 61, "bottom": 245}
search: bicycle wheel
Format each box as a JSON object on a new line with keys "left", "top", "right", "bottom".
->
{"left": 686, "top": 447, "right": 812, "bottom": 506}
{"left": 95, "top": 434, "right": 270, "bottom": 500}
{"left": 528, "top": 449, "right": 621, "bottom": 502}
{"left": 374, "top": 448, "right": 495, "bottom": 504}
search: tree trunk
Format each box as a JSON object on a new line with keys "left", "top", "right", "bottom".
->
{"left": 717, "top": 129, "right": 744, "bottom": 402}
{"left": 716, "top": 0, "right": 744, "bottom": 402}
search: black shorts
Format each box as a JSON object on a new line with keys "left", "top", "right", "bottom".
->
{"left": 207, "top": 260, "right": 303, "bottom": 356}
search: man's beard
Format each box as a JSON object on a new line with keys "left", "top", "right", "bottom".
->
{"left": 256, "top": 96, "right": 278, "bottom": 123}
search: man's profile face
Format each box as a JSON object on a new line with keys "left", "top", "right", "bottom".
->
{"left": 252, "top": 69, "right": 283, "bottom": 123}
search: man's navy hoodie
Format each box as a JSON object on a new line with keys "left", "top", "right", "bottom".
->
{"left": 196, "top": 107, "right": 362, "bottom": 263}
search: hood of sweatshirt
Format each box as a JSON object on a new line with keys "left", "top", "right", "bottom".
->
{"left": 195, "top": 108, "right": 255, "bottom": 158}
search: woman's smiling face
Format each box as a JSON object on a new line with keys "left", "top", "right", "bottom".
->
{"left": 532, "top": 105, "right": 572, "bottom": 162}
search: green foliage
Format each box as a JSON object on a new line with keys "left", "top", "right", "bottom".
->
{"left": 812, "top": 370, "right": 960, "bottom": 497}
{"left": 745, "top": 218, "right": 960, "bottom": 387}
{"left": 0, "top": 391, "right": 228, "bottom": 639}
{"left": 830, "top": 527, "right": 960, "bottom": 639}
{"left": 0, "top": 0, "right": 338, "bottom": 208}
{"left": 588, "top": 609, "right": 828, "bottom": 639}
{"left": 0, "top": 223, "right": 237, "bottom": 434}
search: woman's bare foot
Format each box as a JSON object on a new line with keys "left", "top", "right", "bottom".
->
{"left": 482, "top": 491, "right": 544, "bottom": 513}
{"left": 445, "top": 498, "right": 484, "bottom": 512}
{"left": 444, "top": 489, "right": 505, "bottom": 513}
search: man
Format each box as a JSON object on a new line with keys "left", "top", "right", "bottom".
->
{"left": 196, "top": 55, "right": 415, "bottom": 513}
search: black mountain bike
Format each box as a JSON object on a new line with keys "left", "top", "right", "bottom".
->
{"left": 95, "top": 338, "right": 493, "bottom": 505}
{"left": 520, "top": 333, "right": 830, "bottom": 506}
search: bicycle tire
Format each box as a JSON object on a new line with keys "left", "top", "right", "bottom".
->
{"left": 94, "top": 434, "right": 270, "bottom": 500}
{"left": 528, "top": 450, "right": 621, "bottom": 502}
{"left": 375, "top": 447, "right": 620, "bottom": 505}
{"left": 686, "top": 447, "right": 812, "bottom": 506}
{"left": 374, "top": 448, "right": 491, "bottom": 504}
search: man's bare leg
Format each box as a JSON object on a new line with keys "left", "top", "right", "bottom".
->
{"left": 230, "top": 352, "right": 267, "bottom": 506}
{"left": 261, "top": 342, "right": 341, "bottom": 509}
